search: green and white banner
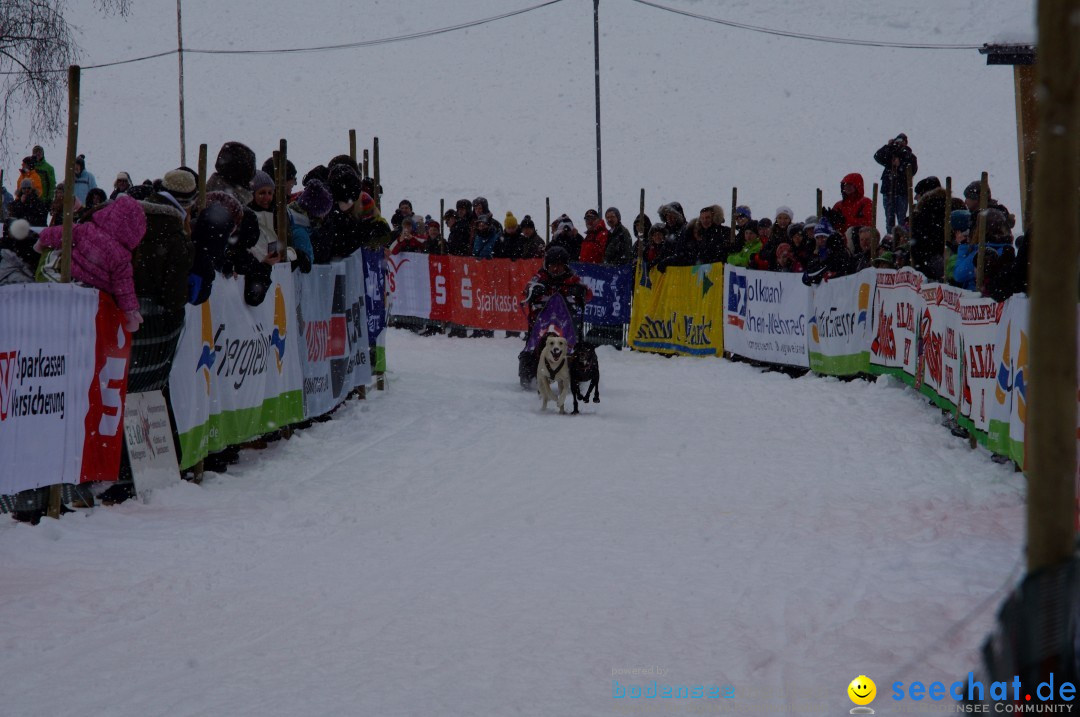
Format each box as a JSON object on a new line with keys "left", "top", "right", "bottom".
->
{"left": 807, "top": 270, "right": 876, "bottom": 376}
{"left": 168, "top": 265, "right": 304, "bottom": 470}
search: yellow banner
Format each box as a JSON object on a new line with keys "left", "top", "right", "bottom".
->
{"left": 629, "top": 263, "right": 725, "bottom": 356}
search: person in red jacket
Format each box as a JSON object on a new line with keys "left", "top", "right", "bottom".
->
{"left": 578, "top": 208, "right": 609, "bottom": 263}
{"left": 832, "top": 172, "right": 873, "bottom": 235}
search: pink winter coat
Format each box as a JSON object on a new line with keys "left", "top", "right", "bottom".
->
{"left": 38, "top": 194, "right": 146, "bottom": 312}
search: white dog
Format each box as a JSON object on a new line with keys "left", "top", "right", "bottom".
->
{"left": 537, "top": 334, "right": 571, "bottom": 414}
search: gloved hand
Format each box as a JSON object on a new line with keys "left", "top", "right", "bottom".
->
{"left": 124, "top": 309, "right": 143, "bottom": 333}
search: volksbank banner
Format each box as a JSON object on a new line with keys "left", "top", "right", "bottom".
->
{"left": 807, "top": 270, "right": 876, "bottom": 376}
{"left": 168, "top": 264, "right": 304, "bottom": 470}
{"left": 572, "top": 262, "right": 633, "bottom": 326}
{"left": 362, "top": 249, "right": 387, "bottom": 373}
{"left": 629, "top": 263, "right": 725, "bottom": 356}
{"left": 723, "top": 266, "right": 809, "bottom": 368}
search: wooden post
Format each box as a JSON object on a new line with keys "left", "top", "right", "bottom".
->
{"left": 439, "top": 198, "right": 445, "bottom": 235}
{"left": 815, "top": 188, "right": 822, "bottom": 218}
{"left": 363, "top": 150, "right": 369, "bottom": 179}
{"left": 943, "top": 177, "right": 953, "bottom": 277}
{"left": 1013, "top": 64, "right": 1037, "bottom": 236}
{"left": 372, "top": 137, "right": 381, "bottom": 210}
{"left": 278, "top": 139, "right": 289, "bottom": 249}
{"left": 52, "top": 65, "right": 81, "bottom": 519}
{"left": 196, "top": 143, "right": 208, "bottom": 213}
{"left": 349, "top": 129, "right": 357, "bottom": 164}
{"left": 639, "top": 187, "right": 646, "bottom": 239}
{"left": 545, "top": 197, "right": 551, "bottom": 244}
{"left": 905, "top": 165, "right": 915, "bottom": 231}
{"left": 974, "top": 172, "right": 989, "bottom": 293}
{"left": 871, "top": 182, "right": 879, "bottom": 232}
{"left": 730, "top": 187, "right": 737, "bottom": 234}
{"left": 1026, "top": 0, "right": 1078, "bottom": 571}
{"left": 870, "top": 229, "right": 879, "bottom": 261}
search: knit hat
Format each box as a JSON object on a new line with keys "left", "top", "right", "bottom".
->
{"left": 328, "top": 165, "right": 362, "bottom": 204}
{"left": 8, "top": 219, "right": 31, "bottom": 241}
{"left": 788, "top": 222, "right": 805, "bottom": 239}
{"left": 251, "top": 170, "right": 275, "bottom": 192}
{"left": 443, "top": 209, "right": 457, "bottom": 221}
{"left": 357, "top": 192, "right": 376, "bottom": 217}
{"left": 115, "top": 172, "right": 132, "bottom": 185}
{"left": 476, "top": 212, "right": 492, "bottom": 225}
{"left": 425, "top": 216, "right": 441, "bottom": 230}
{"left": 950, "top": 209, "right": 972, "bottom": 234}
{"left": 162, "top": 168, "right": 197, "bottom": 203}
{"left": 21, "top": 156, "right": 35, "bottom": 169}
{"left": 261, "top": 157, "right": 297, "bottom": 181}
{"left": 734, "top": 205, "right": 752, "bottom": 220}
{"left": 473, "top": 196, "right": 489, "bottom": 213}
{"left": 520, "top": 215, "right": 536, "bottom": 230}
{"left": 204, "top": 190, "right": 244, "bottom": 230}
{"left": 19, "top": 178, "right": 32, "bottom": 191}
{"left": 963, "top": 181, "right": 986, "bottom": 202}
{"left": 297, "top": 179, "right": 333, "bottom": 219}
{"left": 303, "top": 165, "right": 329, "bottom": 187}
{"left": 872, "top": 251, "right": 896, "bottom": 268}
{"left": 813, "top": 219, "right": 834, "bottom": 238}
{"left": 914, "top": 176, "right": 942, "bottom": 198}
{"left": 584, "top": 208, "right": 599, "bottom": 220}
{"left": 605, "top": 207, "right": 621, "bottom": 221}
{"left": 775, "top": 206, "right": 794, "bottom": 221}
{"left": 504, "top": 211, "right": 519, "bottom": 232}
{"left": 214, "top": 141, "right": 257, "bottom": 187}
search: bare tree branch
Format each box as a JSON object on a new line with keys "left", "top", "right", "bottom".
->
{"left": 0, "top": 0, "right": 130, "bottom": 168}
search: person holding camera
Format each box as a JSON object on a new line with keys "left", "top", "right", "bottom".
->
{"left": 873, "top": 133, "right": 919, "bottom": 233}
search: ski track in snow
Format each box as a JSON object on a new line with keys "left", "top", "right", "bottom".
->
{"left": 0, "top": 329, "right": 1024, "bottom": 716}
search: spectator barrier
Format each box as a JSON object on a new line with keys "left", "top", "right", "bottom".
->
{"left": 386, "top": 258, "right": 1077, "bottom": 482}
{"left": 386, "top": 254, "right": 633, "bottom": 333}
{"left": 0, "top": 251, "right": 388, "bottom": 497}
{"left": 0, "top": 283, "right": 130, "bottom": 496}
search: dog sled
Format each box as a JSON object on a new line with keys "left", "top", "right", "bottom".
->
{"left": 518, "top": 292, "right": 600, "bottom": 413}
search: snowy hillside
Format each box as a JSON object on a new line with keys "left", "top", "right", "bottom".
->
{"left": 0, "top": 330, "right": 1025, "bottom": 716}
{"left": 7, "top": 0, "right": 1033, "bottom": 229}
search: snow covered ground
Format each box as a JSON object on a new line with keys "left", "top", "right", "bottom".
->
{"left": 0, "top": 329, "right": 1025, "bottom": 716}
{"left": 6, "top": 0, "right": 1033, "bottom": 230}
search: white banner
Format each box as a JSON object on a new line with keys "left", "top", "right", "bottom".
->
{"left": 807, "top": 270, "right": 876, "bottom": 375}
{"left": 0, "top": 283, "right": 130, "bottom": 495}
{"left": 295, "top": 256, "right": 370, "bottom": 418}
{"left": 723, "top": 266, "right": 809, "bottom": 367}
{"left": 124, "top": 390, "right": 180, "bottom": 501}
{"left": 387, "top": 252, "right": 432, "bottom": 319}
{"left": 869, "top": 268, "right": 926, "bottom": 381}
{"left": 956, "top": 292, "right": 1005, "bottom": 433}
{"left": 168, "top": 263, "right": 304, "bottom": 469}
{"left": 918, "top": 283, "right": 965, "bottom": 408}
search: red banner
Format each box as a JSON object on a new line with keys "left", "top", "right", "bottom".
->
{"left": 81, "top": 292, "right": 131, "bottom": 482}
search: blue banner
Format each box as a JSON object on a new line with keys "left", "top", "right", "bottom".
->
{"left": 361, "top": 249, "right": 387, "bottom": 347}
{"left": 571, "top": 262, "right": 633, "bottom": 326}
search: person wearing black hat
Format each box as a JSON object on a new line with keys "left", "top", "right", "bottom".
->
{"left": 447, "top": 199, "right": 474, "bottom": 257}
{"left": 207, "top": 141, "right": 257, "bottom": 205}
{"left": 873, "top": 133, "right": 918, "bottom": 233}
{"left": 962, "top": 180, "right": 1015, "bottom": 229}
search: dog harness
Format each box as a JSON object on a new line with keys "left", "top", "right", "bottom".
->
{"left": 543, "top": 357, "right": 566, "bottom": 377}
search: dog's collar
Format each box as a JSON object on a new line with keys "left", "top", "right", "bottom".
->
{"left": 544, "top": 357, "right": 566, "bottom": 376}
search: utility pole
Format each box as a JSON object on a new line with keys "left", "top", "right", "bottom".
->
{"left": 176, "top": 0, "right": 187, "bottom": 166}
{"left": 593, "top": 0, "right": 603, "bottom": 213}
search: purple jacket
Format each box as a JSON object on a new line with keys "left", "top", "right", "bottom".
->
{"left": 39, "top": 195, "right": 146, "bottom": 311}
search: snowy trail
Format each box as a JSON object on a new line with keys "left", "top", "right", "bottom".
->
{"left": 0, "top": 330, "right": 1024, "bottom": 716}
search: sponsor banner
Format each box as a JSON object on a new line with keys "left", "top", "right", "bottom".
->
{"left": 296, "top": 261, "right": 354, "bottom": 418}
{"left": 361, "top": 250, "right": 387, "bottom": 373}
{"left": 386, "top": 252, "right": 432, "bottom": 319}
{"left": 723, "top": 266, "right": 809, "bottom": 367}
{"left": 985, "top": 296, "right": 1030, "bottom": 466}
{"left": 426, "top": 255, "right": 454, "bottom": 324}
{"left": 447, "top": 256, "right": 531, "bottom": 331}
{"left": 629, "top": 263, "right": 725, "bottom": 356}
{"left": 954, "top": 292, "right": 1005, "bottom": 438}
{"left": 168, "top": 264, "right": 304, "bottom": 470}
{"left": 869, "top": 268, "right": 925, "bottom": 382}
{"left": 123, "top": 390, "right": 180, "bottom": 501}
{"left": 343, "top": 253, "right": 373, "bottom": 390}
{"left": 807, "top": 270, "right": 876, "bottom": 375}
{"left": 917, "top": 283, "right": 966, "bottom": 411}
{"left": 0, "top": 283, "right": 129, "bottom": 495}
{"left": 572, "top": 262, "right": 633, "bottom": 326}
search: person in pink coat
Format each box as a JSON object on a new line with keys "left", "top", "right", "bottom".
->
{"left": 35, "top": 194, "right": 147, "bottom": 331}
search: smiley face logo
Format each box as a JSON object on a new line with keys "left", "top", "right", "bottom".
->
{"left": 848, "top": 675, "right": 876, "bottom": 706}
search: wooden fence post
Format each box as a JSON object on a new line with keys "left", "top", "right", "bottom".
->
{"left": 545, "top": 197, "right": 551, "bottom": 244}
{"left": 974, "top": 172, "right": 990, "bottom": 293}
{"left": 52, "top": 65, "right": 81, "bottom": 519}
{"left": 197, "top": 143, "right": 208, "bottom": 213}
{"left": 943, "top": 176, "right": 953, "bottom": 277}
{"left": 815, "top": 188, "right": 822, "bottom": 218}
{"left": 372, "top": 137, "right": 381, "bottom": 210}
{"left": 872, "top": 182, "right": 879, "bottom": 231}
{"left": 349, "top": 129, "right": 357, "bottom": 164}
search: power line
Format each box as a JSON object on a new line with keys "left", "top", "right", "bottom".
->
{"left": 188, "top": 0, "right": 566, "bottom": 56}
{"left": 628, "top": 0, "right": 985, "bottom": 50}
{"left": 0, "top": 0, "right": 566, "bottom": 75}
